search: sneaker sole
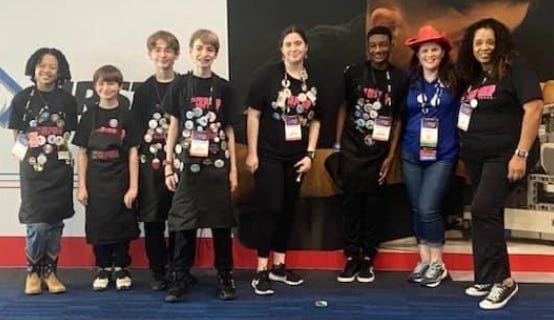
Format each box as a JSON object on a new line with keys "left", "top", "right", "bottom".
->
{"left": 356, "top": 275, "right": 375, "bottom": 283}
{"left": 423, "top": 269, "right": 448, "bottom": 288}
{"left": 337, "top": 274, "right": 358, "bottom": 283}
{"left": 268, "top": 273, "right": 304, "bottom": 286}
{"left": 479, "top": 285, "right": 518, "bottom": 310}
{"left": 465, "top": 288, "right": 491, "bottom": 297}
{"left": 251, "top": 280, "right": 274, "bottom": 296}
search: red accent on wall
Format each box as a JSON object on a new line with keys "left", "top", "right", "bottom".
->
{"left": 1, "top": 237, "right": 553, "bottom": 272}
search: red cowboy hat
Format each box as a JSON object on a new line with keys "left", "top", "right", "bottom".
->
{"left": 405, "top": 25, "right": 452, "bottom": 51}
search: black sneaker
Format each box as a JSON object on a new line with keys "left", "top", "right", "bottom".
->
{"left": 150, "top": 268, "right": 168, "bottom": 291}
{"left": 114, "top": 267, "right": 132, "bottom": 291}
{"left": 92, "top": 268, "right": 111, "bottom": 291}
{"left": 465, "top": 283, "right": 493, "bottom": 297}
{"left": 269, "top": 264, "right": 304, "bottom": 286}
{"left": 164, "top": 272, "right": 190, "bottom": 303}
{"left": 251, "top": 270, "right": 274, "bottom": 296}
{"left": 420, "top": 262, "right": 448, "bottom": 288}
{"left": 217, "top": 270, "right": 238, "bottom": 301}
{"left": 356, "top": 257, "right": 375, "bottom": 283}
{"left": 479, "top": 282, "right": 518, "bottom": 310}
{"left": 337, "top": 257, "right": 360, "bottom": 283}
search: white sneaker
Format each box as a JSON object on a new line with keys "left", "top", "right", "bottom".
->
{"left": 92, "top": 268, "right": 111, "bottom": 291}
{"left": 115, "top": 267, "right": 132, "bottom": 291}
{"left": 465, "top": 283, "right": 492, "bottom": 297}
{"left": 479, "top": 283, "right": 518, "bottom": 310}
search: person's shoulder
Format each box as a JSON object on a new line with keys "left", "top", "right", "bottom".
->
{"left": 12, "top": 86, "right": 34, "bottom": 102}
{"left": 134, "top": 75, "right": 156, "bottom": 93}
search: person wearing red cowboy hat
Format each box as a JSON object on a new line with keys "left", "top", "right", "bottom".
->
{"left": 401, "top": 25, "right": 462, "bottom": 288}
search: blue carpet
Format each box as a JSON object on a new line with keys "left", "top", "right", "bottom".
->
{"left": 0, "top": 269, "right": 552, "bottom": 320}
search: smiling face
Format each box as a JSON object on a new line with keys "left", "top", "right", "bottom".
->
{"left": 280, "top": 32, "right": 308, "bottom": 65}
{"left": 34, "top": 53, "right": 59, "bottom": 89}
{"left": 472, "top": 27, "right": 496, "bottom": 69}
{"left": 95, "top": 79, "right": 121, "bottom": 103}
{"left": 417, "top": 42, "right": 445, "bottom": 72}
{"left": 190, "top": 39, "right": 218, "bottom": 70}
{"left": 367, "top": 33, "right": 392, "bottom": 66}
{"left": 149, "top": 39, "right": 179, "bottom": 71}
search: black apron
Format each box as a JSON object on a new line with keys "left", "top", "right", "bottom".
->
{"left": 18, "top": 92, "right": 74, "bottom": 224}
{"left": 167, "top": 74, "right": 236, "bottom": 231}
{"left": 85, "top": 107, "right": 139, "bottom": 244}
{"left": 137, "top": 105, "right": 173, "bottom": 222}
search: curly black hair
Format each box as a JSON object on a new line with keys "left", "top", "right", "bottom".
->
{"left": 457, "top": 18, "right": 517, "bottom": 82}
{"left": 24, "top": 48, "right": 71, "bottom": 85}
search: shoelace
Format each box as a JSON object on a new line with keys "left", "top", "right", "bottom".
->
{"left": 486, "top": 285, "right": 506, "bottom": 302}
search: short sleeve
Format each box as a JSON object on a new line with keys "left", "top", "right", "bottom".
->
{"left": 7, "top": 90, "right": 29, "bottom": 130}
{"left": 130, "top": 82, "right": 148, "bottom": 127}
{"left": 221, "top": 82, "right": 239, "bottom": 128}
{"left": 510, "top": 59, "right": 543, "bottom": 106}
{"left": 124, "top": 110, "right": 142, "bottom": 148}
{"left": 245, "top": 66, "right": 269, "bottom": 111}
{"left": 72, "top": 110, "right": 92, "bottom": 148}
{"left": 161, "top": 76, "right": 184, "bottom": 119}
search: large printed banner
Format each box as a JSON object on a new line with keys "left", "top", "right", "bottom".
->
{"left": 0, "top": 0, "right": 229, "bottom": 236}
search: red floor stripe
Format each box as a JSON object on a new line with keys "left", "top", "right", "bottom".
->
{"left": 1, "top": 237, "right": 553, "bottom": 272}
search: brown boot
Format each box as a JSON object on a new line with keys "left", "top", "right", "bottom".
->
{"left": 25, "top": 272, "right": 42, "bottom": 295}
{"left": 42, "top": 256, "right": 66, "bottom": 294}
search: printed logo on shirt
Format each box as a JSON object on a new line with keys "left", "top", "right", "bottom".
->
{"left": 465, "top": 84, "right": 496, "bottom": 100}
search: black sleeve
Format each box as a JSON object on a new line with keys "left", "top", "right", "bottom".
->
{"left": 63, "top": 93, "right": 79, "bottom": 131}
{"left": 130, "top": 83, "right": 148, "bottom": 134}
{"left": 511, "top": 59, "right": 543, "bottom": 106}
{"left": 222, "top": 82, "right": 239, "bottom": 128}
{"left": 72, "top": 110, "right": 92, "bottom": 147}
{"left": 124, "top": 109, "right": 142, "bottom": 148}
{"left": 245, "top": 66, "right": 269, "bottom": 111}
{"left": 161, "top": 77, "right": 184, "bottom": 119}
{"left": 7, "top": 90, "right": 29, "bottom": 130}
{"left": 392, "top": 71, "right": 409, "bottom": 121}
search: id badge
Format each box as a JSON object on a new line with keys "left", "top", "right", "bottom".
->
{"left": 457, "top": 102, "right": 473, "bottom": 132}
{"left": 189, "top": 131, "right": 210, "bottom": 157}
{"left": 420, "top": 118, "right": 438, "bottom": 161}
{"left": 372, "top": 116, "right": 392, "bottom": 142}
{"left": 284, "top": 116, "right": 302, "bottom": 141}
{"left": 12, "top": 134, "right": 28, "bottom": 161}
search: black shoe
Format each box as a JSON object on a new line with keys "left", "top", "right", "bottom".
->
{"left": 164, "top": 272, "right": 190, "bottom": 303}
{"left": 479, "top": 282, "right": 518, "bottom": 310}
{"left": 356, "top": 257, "right": 375, "bottom": 283}
{"left": 218, "top": 270, "right": 238, "bottom": 301}
{"left": 337, "top": 257, "right": 360, "bottom": 283}
{"left": 465, "top": 283, "right": 493, "bottom": 297}
{"left": 251, "top": 270, "right": 274, "bottom": 296}
{"left": 269, "top": 264, "right": 304, "bottom": 286}
{"left": 150, "top": 268, "right": 168, "bottom": 291}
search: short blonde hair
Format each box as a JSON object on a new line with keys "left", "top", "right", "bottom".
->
{"left": 189, "top": 29, "right": 220, "bottom": 53}
{"left": 147, "top": 30, "right": 180, "bottom": 54}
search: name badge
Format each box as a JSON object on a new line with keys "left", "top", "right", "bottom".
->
{"left": 284, "top": 116, "right": 302, "bottom": 141}
{"left": 420, "top": 117, "right": 438, "bottom": 161}
{"left": 457, "top": 102, "right": 473, "bottom": 132}
{"left": 372, "top": 116, "right": 392, "bottom": 142}
{"left": 12, "top": 134, "right": 28, "bottom": 161}
{"left": 189, "top": 131, "right": 210, "bottom": 158}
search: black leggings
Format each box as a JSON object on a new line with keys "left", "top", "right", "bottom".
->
{"left": 465, "top": 156, "right": 513, "bottom": 284}
{"left": 93, "top": 241, "right": 131, "bottom": 268}
{"left": 254, "top": 157, "right": 303, "bottom": 258}
{"left": 144, "top": 221, "right": 174, "bottom": 272}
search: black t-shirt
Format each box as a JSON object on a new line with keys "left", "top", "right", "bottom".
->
{"left": 461, "top": 58, "right": 542, "bottom": 159}
{"left": 9, "top": 86, "right": 78, "bottom": 132}
{"left": 246, "top": 61, "right": 323, "bottom": 159}
{"left": 162, "top": 73, "right": 235, "bottom": 167}
{"left": 131, "top": 75, "right": 175, "bottom": 165}
{"left": 72, "top": 105, "right": 141, "bottom": 153}
{"left": 341, "top": 62, "right": 407, "bottom": 162}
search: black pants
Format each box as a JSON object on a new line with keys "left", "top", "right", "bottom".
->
{"left": 341, "top": 190, "right": 384, "bottom": 259}
{"left": 464, "top": 156, "right": 513, "bottom": 284}
{"left": 170, "top": 228, "right": 233, "bottom": 273}
{"left": 93, "top": 241, "right": 131, "bottom": 268}
{"left": 144, "top": 221, "right": 174, "bottom": 272}
{"left": 254, "top": 157, "right": 302, "bottom": 258}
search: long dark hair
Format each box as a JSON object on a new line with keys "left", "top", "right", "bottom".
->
{"left": 24, "top": 48, "right": 71, "bottom": 86}
{"left": 458, "top": 18, "right": 517, "bottom": 82}
{"left": 408, "top": 42, "right": 460, "bottom": 96}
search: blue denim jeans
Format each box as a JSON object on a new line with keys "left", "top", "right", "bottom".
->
{"left": 402, "top": 150, "right": 454, "bottom": 247}
{"left": 25, "top": 222, "right": 64, "bottom": 262}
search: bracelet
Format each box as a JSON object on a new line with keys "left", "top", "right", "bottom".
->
{"left": 165, "top": 172, "right": 174, "bottom": 178}
{"left": 306, "top": 150, "right": 316, "bottom": 161}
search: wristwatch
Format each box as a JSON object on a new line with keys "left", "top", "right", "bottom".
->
{"left": 306, "top": 150, "right": 316, "bottom": 161}
{"left": 514, "top": 148, "right": 529, "bottom": 159}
